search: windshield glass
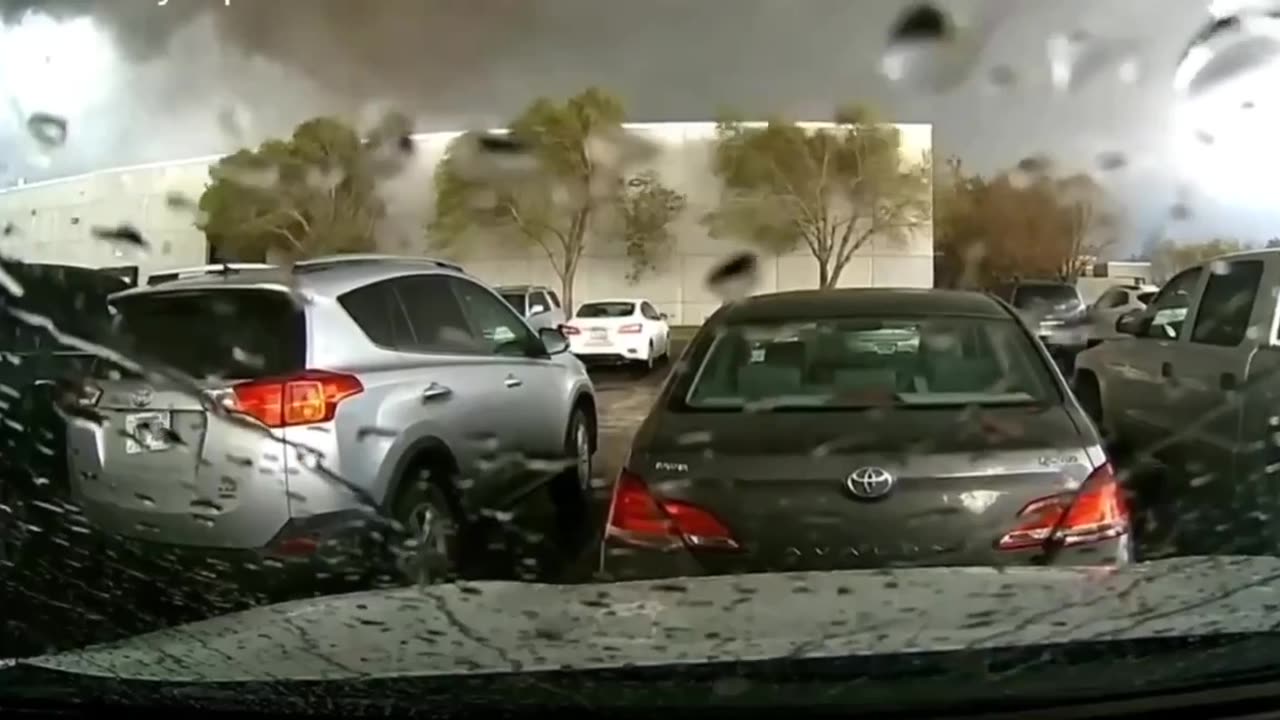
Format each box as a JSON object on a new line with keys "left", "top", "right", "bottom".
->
{"left": 575, "top": 302, "right": 636, "bottom": 318}
{"left": 685, "top": 317, "right": 1054, "bottom": 409}
{"left": 4, "top": 0, "right": 1280, "bottom": 714}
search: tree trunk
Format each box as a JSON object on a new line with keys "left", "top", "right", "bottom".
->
{"left": 561, "top": 272, "right": 575, "bottom": 316}
{"left": 817, "top": 257, "right": 832, "bottom": 289}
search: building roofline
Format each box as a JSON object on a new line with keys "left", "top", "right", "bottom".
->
{"left": 0, "top": 120, "right": 932, "bottom": 195}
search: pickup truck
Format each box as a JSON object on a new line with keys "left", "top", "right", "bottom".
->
{"left": 1072, "top": 250, "right": 1280, "bottom": 554}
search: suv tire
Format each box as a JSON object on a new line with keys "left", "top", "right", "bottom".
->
{"left": 390, "top": 463, "right": 465, "bottom": 585}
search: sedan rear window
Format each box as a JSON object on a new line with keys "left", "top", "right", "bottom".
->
{"left": 682, "top": 317, "right": 1057, "bottom": 410}
{"left": 111, "top": 289, "right": 306, "bottom": 380}
{"left": 576, "top": 302, "right": 635, "bottom": 318}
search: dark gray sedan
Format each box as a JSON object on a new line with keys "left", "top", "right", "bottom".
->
{"left": 599, "top": 289, "right": 1131, "bottom": 580}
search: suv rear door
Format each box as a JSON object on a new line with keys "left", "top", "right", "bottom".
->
{"left": 68, "top": 288, "right": 303, "bottom": 548}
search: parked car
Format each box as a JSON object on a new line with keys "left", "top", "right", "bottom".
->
{"left": 63, "top": 255, "right": 598, "bottom": 590}
{"left": 1074, "top": 249, "right": 1280, "bottom": 555}
{"left": 993, "top": 280, "right": 1090, "bottom": 354}
{"left": 0, "top": 261, "right": 128, "bottom": 565}
{"left": 561, "top": 298, "right": 671, "bottom": 370}
{"left": 600, "top": 288, "right": 1129, "bottom": 580}
{"left": 1082, "top": 283, "right": 1157, "bottom": 347}
{"left": 496, "top": 284, "right": 567, "bottom": 333}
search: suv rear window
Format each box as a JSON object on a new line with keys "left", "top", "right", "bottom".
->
{"left": 112, "top": 289, "right": 306, "bottom": 380}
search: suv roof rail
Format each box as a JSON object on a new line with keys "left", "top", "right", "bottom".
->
{"left": 292, "top": 254, "right": 465, "bottom": 273}
{"left": 145, "top": 263, "right": 275, "bottom": 286}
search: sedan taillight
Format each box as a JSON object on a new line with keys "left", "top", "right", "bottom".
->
{"left": 996, "top": 463, "right": 1129, "bottom": 551}
{"left": 606, "top": 469, "right": 740, "bottom": 551}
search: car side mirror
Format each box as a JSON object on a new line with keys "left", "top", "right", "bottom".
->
{"left": 1115, "top": 310, "right": 1146, "bottom": 336}
{"left": 539, "top": 327, "right": 569, "bottom": 355}
{"left": 659, "top": 312, "right": 669, "bottom": 321}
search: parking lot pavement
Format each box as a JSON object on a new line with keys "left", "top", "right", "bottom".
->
{"left": 589, "top": 366, "right": 670, "bottom": 492}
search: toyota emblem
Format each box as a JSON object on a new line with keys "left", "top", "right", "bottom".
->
{"left": 845, "top": 466, "right": 896, "bottom": 500}
{"left": 130, "top": 387, "right": 154, "bottom": 408}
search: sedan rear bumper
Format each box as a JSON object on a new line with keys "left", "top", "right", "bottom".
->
{"left": 599, "top": 534, "right": 1133, "bottom": 581}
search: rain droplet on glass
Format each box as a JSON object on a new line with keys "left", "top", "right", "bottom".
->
{"left": 26, "top": 112, "right": 68, "bottom": 148}
{"left": 1174, "top": 12, "right": 1280, "bottom": 99}
{"left": 880, "top": 4, "right": 974, "bottom": 93}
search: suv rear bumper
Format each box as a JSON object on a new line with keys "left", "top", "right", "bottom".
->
{"left": 86, "top": 508, "right": 387, "bottom": 601}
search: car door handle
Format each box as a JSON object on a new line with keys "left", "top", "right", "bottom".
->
{"left": 421, "top": 382, "right": 452, "bottom": 401}
{"left": 1221, "top": 372, "right": 1238, "bottom": 391}
{"left": 504, "top": 375, "right": 523, "bottom": 388}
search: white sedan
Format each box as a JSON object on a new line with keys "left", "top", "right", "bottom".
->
{"left": 561, "top": 298, "right": 671, "bottom": 370}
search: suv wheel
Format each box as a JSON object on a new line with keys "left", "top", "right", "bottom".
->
{"left": 391, "top": 470, "right": 463, "bottom": 585}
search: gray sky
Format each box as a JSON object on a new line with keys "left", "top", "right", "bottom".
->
{"left": 0, "top": 0, "right": 1271, "bottom": 252}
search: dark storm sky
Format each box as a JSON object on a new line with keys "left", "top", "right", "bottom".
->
{"left": 0, "top": 0, "right": 1270, "bottom": 249}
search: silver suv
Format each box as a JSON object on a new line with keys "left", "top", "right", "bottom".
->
{"left": 64, "top": 255, "right": 598, "bottom": 584}
{"left": 496, "top": 284, "right": 567, "bottom": 333}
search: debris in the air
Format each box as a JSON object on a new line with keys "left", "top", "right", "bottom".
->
{"left": 706, "top": 252, "right": 760, "bottom": 302}
{"left": 91, "top": 224, "right": 149, "bottom": 249}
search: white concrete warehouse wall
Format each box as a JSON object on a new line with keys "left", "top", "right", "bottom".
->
{"left": 0, "top": 122, "right": 933, "bottom": 325}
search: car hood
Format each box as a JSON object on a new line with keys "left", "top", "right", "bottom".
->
{"left": 20, "top": 556, "right": 1280, "bottom": 683}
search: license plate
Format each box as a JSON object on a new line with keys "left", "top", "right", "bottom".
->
{"left": 589, "top": 328, "right": 608, "bottom": 342}
{"left": 124, "top": 411, "right": 173, "bottom": 454}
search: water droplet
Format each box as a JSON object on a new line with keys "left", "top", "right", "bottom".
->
{"left": 1096, "top": 151, "right": 1127, "bottom": 171}
{"left": 135, "top": 493, "right": 156, "bottom": 507}
{"left": 1175, "top": 12, "right": 1280, "bottom": 98}
{"left": 26, "top": 113, "right": 68, "bottom": 148}
{"left": 1116, "top": 53, "right": 1142, "bottom": 84}
{"left": 1046, "top": 31, "right": 1124, "bottom": 93}
{"left": 986, "top": 65, "right": 1017, "bottom": 90}
{"left": 880, "top": 4, "right": 973, "bottom": 93}
{"left": 706, "top": 252, "right": 759, "bottom": 302}
{"left": 217, "top": 104, "right": 252, "bottom": 141}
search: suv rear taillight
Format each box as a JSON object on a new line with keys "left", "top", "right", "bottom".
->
{"left": 231, "top": 370, "right": 362, "bottom": 428}
{"left": 559, "top": 324, "right": 580, "bottom": 335}
{"left": 996, "top": 463, "right": 1129, "bottom": 551}
{"left": 605, "top": 469, "right": 739, "bottom": 551}
{"left": 618, "top": 324, "right": 643, "bottom": 334}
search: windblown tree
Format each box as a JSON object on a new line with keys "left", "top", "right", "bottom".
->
{"left": 703, "top": 107, "right": 932, "bottom": 289}
{"left": 198, "top": 116, "right": 390, "bottom": 262}
{"left": 1150, "top": 237, "right": 1251, "bottom": 280}
{"left": 614, "top": 172, "right": 688, "bottom": 283}
{"left": 430, "top": 88, "right": 642, "bottom": 310}
{"left": 934, "top": 157, "right": 1117, "bottom": 288}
